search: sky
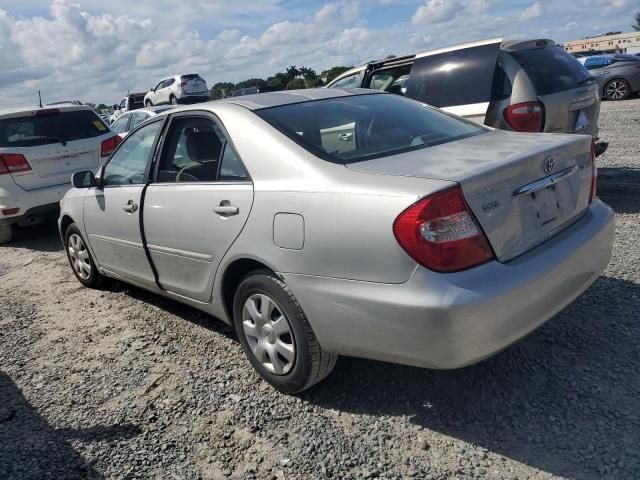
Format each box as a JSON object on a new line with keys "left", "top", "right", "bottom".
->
{"left": 0, "top": 0, "right": 636, "bottom": 107}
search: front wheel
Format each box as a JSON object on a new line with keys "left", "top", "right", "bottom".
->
{"left": 64, "top": 224, "right": 104, "bottom": 288}
{"left": 604, "top": 79, "right": 630, "bottom": 101}
{"left": 233, "top": 270, "right": 337, "bottom": 393}
{"left": 145, "top": 99, "right": 153, "bottom": 107}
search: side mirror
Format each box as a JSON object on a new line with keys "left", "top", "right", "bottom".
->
{"left": 72, "top": 171, "right": 97, "bottom": 189}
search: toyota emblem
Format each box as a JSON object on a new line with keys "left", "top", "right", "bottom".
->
{"left": 543, "top": 156, "right": 555, "bottom": 175}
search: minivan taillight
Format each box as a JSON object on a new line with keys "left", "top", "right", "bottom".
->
{"left": 0, "top": 154, "right": 32, "bottom": 175}
{"left": 101, "top": 135, "right": 122, "bottom": 158}
{"left": 393, "top": 186, "right": 494, "bottom": 273}
{"left": 589, "top": 138, "right": 598, "bottom": 204}
{"left": 504, "top": 102, "right": 544, "bottom": 132}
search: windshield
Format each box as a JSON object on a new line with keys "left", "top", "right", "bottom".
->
{"left": 509, "top": 46, "right": 592, "bottom": 95}
{"left": 0, "top": 110, "right": 108, "bottom": 148}
{"left": 255, "top": 94, "right": 486, "bottom": 164}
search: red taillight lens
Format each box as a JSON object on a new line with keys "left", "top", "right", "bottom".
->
{"left": 504, "top": 102, "right": 544, "bottom": 132}
{"left": 0, "top": 154, "right": 32, "bottom": 175}
{"left": 393, "top": 185, "right": 494, "bottom": 273}
{"left": 589, "top": 138, "right": 597, "bottom": 204}
{"left": 101, "top": 135, "right": 122, "bottom": 158}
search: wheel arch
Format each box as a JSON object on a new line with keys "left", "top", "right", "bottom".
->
{"left": 220, "top": 257, "right": 277, "bottom": 321}
{"left": 60, "top": 214, "right": 75, "bottom": 237}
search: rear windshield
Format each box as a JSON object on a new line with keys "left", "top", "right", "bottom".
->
{"left": 181, "top": 74, "right": 205, "bottom": 82}
{"left": 255, "top": 94, "right": 485, "bottom": 164}
{"left": 509, "top": 46, "right": 592, "bottom": 95}
{"left": 0, "top": 110, "right": 108, "bottom": 148}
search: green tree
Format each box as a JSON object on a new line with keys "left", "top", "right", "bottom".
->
{"left": 320, "top": 66, "right": 353, "bottom": 84}
{"left": 267, "top": 73, "right": 288, "bottom": 90}
{"left": 210, "top": 82, "right": 235, "bottom": 99}
{"left": 286, "top": 78, "right": 306, "bottom": 90}
{"left": 633, "top": 10, "right": 640, "bottom": 31}
{"left": 285, "top": 66, "right": 300, "bottom": 83}
{"left": 235, "top": 78, "right": 268, "bottom": 90}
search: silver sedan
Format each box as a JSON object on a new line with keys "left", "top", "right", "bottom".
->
{"left": 59, "top": 89, "right": 615, "bottom": 393}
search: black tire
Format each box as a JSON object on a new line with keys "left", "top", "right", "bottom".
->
{"left": 233, "top": 270, "right": 337, "bottom": 393}
{"left": 0, "top": 224, "right": 14, "bottom": 245}
{"left": 64, "top": 223, "right": 104, "bottom": 288}
{"left": 604, "top": 79, "right": 631, "bottom": 101}
{"left": 170, "top": 95, "right": 178, "bottom": 105}
{"left": 145, "top": 99, "right": 153, "bottom": 107}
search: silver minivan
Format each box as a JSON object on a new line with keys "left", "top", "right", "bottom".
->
{"left": 328, "top": 38, "right": 602, "bottom": 144}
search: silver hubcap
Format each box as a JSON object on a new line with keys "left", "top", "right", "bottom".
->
{"left": 68, "top": 233, "right": 91, "bottom": 280}
{"left": 606, "top": 81, "right": 627, "bottom": 100}
{"left": 242, "top": 294, "right": 295, "bottom": 375}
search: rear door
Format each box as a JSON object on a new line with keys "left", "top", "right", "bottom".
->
{"left": 143, "top": 112, "right": 253, "bottom": 302}
{"left": 0, "top": 108, "right": 112, "bottom": 191}
{"left": 507, "top": 45, "right": 600, "bottom": 136}
{"left": 405, "top": 39, "right": 502, "bottom": 123}
{"left": 83, "top": 119, "right": 163, "bottom": 285}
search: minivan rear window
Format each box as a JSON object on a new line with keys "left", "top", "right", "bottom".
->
{"left": 509, "top": 47, "right": 592, "bottom": 95}
{"left": 255, "top": 93, "right": 485, "bottom": 164}
{"left": 0, "top": 110, "right": 108, "bottom": 148}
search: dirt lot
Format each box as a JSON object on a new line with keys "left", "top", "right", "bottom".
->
{"left": 1, "top": 99, "right": 639, "bottom": 480}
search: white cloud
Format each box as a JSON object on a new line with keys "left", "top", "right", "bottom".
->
{"left": 412, "top": 0, "right": 460, "bottom": 25}
{"left": 519, "top": 2, "right": 542, "bottom": 21}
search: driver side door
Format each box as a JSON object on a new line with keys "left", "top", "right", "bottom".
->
{"left": 83, "top": 119, "right": 164, "bottom": 286}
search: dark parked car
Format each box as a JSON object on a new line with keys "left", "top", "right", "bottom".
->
{"left": 583, "top": 54, "right": 640, "bottom": 101}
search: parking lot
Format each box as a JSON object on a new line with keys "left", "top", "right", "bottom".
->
{"left": 0, "top": 98, "right": 639, "bottom": 479}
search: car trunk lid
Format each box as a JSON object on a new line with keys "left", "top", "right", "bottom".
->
{"left": 346, "top": 130, "right": 594, "bottom": 262}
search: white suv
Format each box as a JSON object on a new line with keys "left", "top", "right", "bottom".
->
{"left": 144, "top": 74, "right": 209, "bottom": 106}
{"left": 0, "top": 104, "right": 120, "bottom": 244}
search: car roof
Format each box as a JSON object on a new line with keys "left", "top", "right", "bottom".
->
{"left": 0, "top": 104, "right": 92, "bottom": 120}
{"left": 214, "top": 88, "right": 380, "bottom": 110}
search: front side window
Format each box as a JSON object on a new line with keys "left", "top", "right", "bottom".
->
{"left": 366, "top": 66, "right": 412, "bottom": 96}
{"left": 102, "top": 121, "right": 161, "bottom": 186}
{"left": 120, "top": 99, "right": 127, "bottom": 109}
{"left": 329, "top": 73, "right": 360, "bottom": 89}
{"left": 110, "top": 114, "right": 130, "bottom": 134}
{"left": 157, "top": 116, "right": 246, "bottom": 183}
{"left": 256, "top": 93, "right": 485, "bottom": 164}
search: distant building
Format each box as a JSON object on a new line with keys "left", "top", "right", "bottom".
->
{"left": 564, "top": 31, "right": 640, "bottom": 55}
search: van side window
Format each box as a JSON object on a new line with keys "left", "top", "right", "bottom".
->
{"left": 405, "top": 43, "right": 501, "bottom": 108}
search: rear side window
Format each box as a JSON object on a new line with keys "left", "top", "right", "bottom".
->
{"left": 509, "top": 47, "right": 592, "bottom": 95}
{"left": 255, "top": 94, "right": 485, "bottom": 164}
{"left": 405, "top": 42, "right": 501, "bottom": 108}
{"left": 0, "top": 110, "right": 109, "bottom": 148}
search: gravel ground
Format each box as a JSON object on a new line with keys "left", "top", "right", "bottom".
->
{"left": 1, "top": 99, "right": 639, "bottom": 480}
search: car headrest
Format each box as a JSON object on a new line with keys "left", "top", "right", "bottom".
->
{"left": 185, "top": 127, "right": 222, "bottom": 162}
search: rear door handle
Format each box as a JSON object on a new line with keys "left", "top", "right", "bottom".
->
{"left": 213, "top": 200, "right": 239, "bottom": 216}
{"left": 123, "top": 200, "right": 138, "bottom": 213}
{"left": 338, "top": 133, "right": 353, "bottom": 141}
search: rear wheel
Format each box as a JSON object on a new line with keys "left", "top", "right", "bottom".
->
{"left": 0, "top": 224, "right": 14, "bottom": 245}
{"left": 233, "top": 270, "right": 337, "bottom": 393}
{"left": 64, "top": 224, "right": 103, "bottom": 288}
{"left": 604, "top": 79, "right": 630, "bottom": 101}
{"left": 170, "top": 95, "right": 178, "bottom": 105}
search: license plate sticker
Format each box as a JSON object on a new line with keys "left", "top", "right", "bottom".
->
{"left": 574, "top": 110, "right": 590, "bottom": 132}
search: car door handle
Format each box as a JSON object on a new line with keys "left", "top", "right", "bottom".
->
{"left": 123, "top": 200, "right": 138, "bottom": 213}
{"left": 213, "top": 201, "right": 239, "bottom": 216}
{"left": 338, "top": 133, "right": 353, "bottom": 141}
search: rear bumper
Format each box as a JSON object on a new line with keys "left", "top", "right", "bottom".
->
{"left": 0, "top": 182, "right": 69, "bottom": 225}
{"left": 282, "top": 200, "right": 615, "bottom": 369}
{"left": 176, "top": 93, "right": 209, "bottom": 104}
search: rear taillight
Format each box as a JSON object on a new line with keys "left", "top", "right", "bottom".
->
{"left": 589, "top": 138, "right": 598, "bottom": 204}
{"left": 0, "top": 154, "right": 32, "bottom": 175}
{"left": 101, "top": 135, "right": 122, "bottom": 157}
{"left": 504, "top": 102, "right": 544, "bottom": 132}
{"left": 393, "top": 185, "right": 494, "bottom": 273}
